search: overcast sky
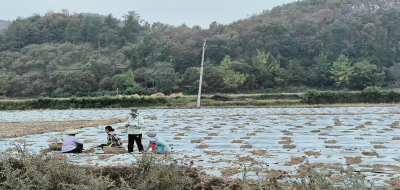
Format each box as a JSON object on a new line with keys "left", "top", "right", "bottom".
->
{"left": 0, "top": 0, "right": 296, "bottom": 28}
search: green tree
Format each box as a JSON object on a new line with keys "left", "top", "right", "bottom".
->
{"left": 0, "top": 34, "right": 4, "bottom": 47}
{"left": 199, "top": 60, "right": 226, "bottom": 93}
{"left": 284, "top": 61, "right": 308, "bottom": 85}
{"left": 99, "top": 77, "right": 114, "bottom": 91}
{"left": 330, "top": 55, "right": 354, "bottom": 89}
{"left": 113, "top": 70, "right": 136, "bottom": 89}
{"left": 220, "top": 55, "right": 247, "bottom": 90}
{"left": 388, "top": 63, "right": 400, "bottom": 80}
{"left": 3, "top": 19, "right": 29, "bottom": 49}
{"left": 351, "top": 60, "right": 385, "bottom": 90}
{"left": 134, "top": 67, "right": 153, "bottom": 88}
{"left": 151, "top": 62, "right": 178, "bottom": 93}
{"left": 205, "top": 34, "right": 236, "bottom": 64}
{"left": 243, "top": 22, "right": 297, "bottom": 58}
{"left": 65, "top": 18, "right": 82, "bottom": 44}
{"left": 7, "top": 72, "right": 45, "bottom": 97}
{"left": 223, "top": 70, "right": 247, "bottom": 90}
{"left": 203, "top": 65, "right": 225, "bottom": 93}
{"left": 309, "top": 54, "right": 333, "bottom": 87}
{"left": 121, "top": 11, "right": 142, "bottom": 44}
{"left": 0, "top": 74, "right": 9, "bottom": 95}
{"left": 4, "top": 3, "right": 400, "bottom": 95}
{"left": 220, "top": 55, "right": 233, "bottom": 69}
{"left": 7, "top": 77, "right": 30, "bottom": 96}
{"left": 50, "top": 71, "right": 96, "bottom": 95}
{"left": 253, "top": 50, "right": 280, "bottom": 71}
{"left": 252, "top": 50, "right": 281, "bottom": 88}
{"left": 179, "top": 67, "right": 200, "bottom": 94}
{"left": 99, "top": 14, "right": 120, "bottom": 49}
{"left": 328, "top": 21, "right": 350, "bottom": 58}
{"left": 81, "top": 15, "right": 103, "bottom": 45}
{"left": 81, "top": 61, "right": 93, "bottom": 73}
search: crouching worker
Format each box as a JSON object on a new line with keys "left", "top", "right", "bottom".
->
{"left": 62, "top": 129, "right": 83, "bottom": 153}
{"left": 144, "top": 131, "right": 171, "bottom": 154}
{"left": 97, "top": 126, "right": 122, "bottom": 149}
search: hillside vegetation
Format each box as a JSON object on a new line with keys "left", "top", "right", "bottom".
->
{"left": 1, "top": 0, "right": 400, "bottom": 97}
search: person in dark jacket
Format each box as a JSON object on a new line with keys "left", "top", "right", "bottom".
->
{"left": 98, "top": 126, "right": 123, "bottom": 149}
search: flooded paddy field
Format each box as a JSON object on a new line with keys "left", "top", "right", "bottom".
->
{"left": 1, "top": 107, "right": 400, "bottom": 187}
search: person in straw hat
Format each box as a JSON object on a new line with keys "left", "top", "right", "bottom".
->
{"left": 144, "top": 131, "right": 170, "bottom": 154}
{"left": 61, "top": 129, "right": 84, "bottom": 153}
{"left": 124, "top": 108, "right": 146, "bottom": 153}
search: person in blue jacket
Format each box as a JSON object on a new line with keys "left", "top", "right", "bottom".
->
{"left": 144, "top": 131, "right": 171, "bottom": 154}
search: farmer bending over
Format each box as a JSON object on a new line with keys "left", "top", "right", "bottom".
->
{"left": 144, "top": 131, "right": 171, "bottom": 154}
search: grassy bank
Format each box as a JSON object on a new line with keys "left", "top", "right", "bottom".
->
{"left": 2, "top": 89, "right": 400, "bottom": 110}
{"left": 0, "top": 96, "right": 168, "bottom": 110}
{"left": 303, "top": 87, "right": 400, "bottom": 104}
{"left": 0, "top": 153, "right": 380, "bottom": 190}
{"left": 0, "top": 94, "right": 302, "bottom": 110}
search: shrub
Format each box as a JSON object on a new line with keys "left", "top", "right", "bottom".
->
{"left": 15, "top": 96, "right": 168, "bottom": 109}
{"left": 0, "top": 155, "right": 116, "bottom": 190}
{"left": 125, "top": 84, "right": 148, "bottom": 95}
{"left": 0, "top": 154, "right": 375, "bottom": 190}
{"left": 303, "top": 87, "right": 400, "bottom": 104}
{"left": 200, "top": 99, "right": 216, "bottom": 104}
{"left": 0, "top": 154, "right": 195, "bottom": 190}
{"left": 210, "top": 94, "right": 232, "bottom": 101}
{"left": 170, "top": 97, "right": 192, "bottom": 105}
{"left": 361, "top": 87, "right": 383, "bottom": 103}
{"left": 361, "top": 87, "right": 400, "bottom": 103}
{"left": 302, "top": 90, "right": 321, "bottom": 104}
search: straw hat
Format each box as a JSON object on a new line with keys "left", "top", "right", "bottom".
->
{"left": 67, "top": 129, "right": 77, "bottom": 135}
{"left": 144, "top": 131, "right": 159, "bottom": 141}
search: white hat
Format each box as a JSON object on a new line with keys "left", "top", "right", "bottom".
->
{"left": 129, "top": 109, "right": 138, "bottom": 115}
{"left": 145, "top": 131, "right": 159, "bottom": 141}
{"left": 67, "top": 129, "right": 77, "bottom": 135}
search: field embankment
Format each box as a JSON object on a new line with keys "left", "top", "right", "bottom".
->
{"left": 2, "top": 88, "right": 400, "bottom": 110}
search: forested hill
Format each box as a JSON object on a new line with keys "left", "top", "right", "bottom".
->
{"left": 0, "top": 20, "right": 12, "bottom": 30}
{"left": 1, "top": 0, "right": 400, "bottom": 97}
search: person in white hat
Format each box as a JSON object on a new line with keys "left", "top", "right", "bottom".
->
{"left": 144, "top": 131, "right": 170, "bottom": 154}
{"left": 61, "top": 129, "right": 84, "bottom": 153}
{"left": 124, "top": 108, "right": 146, "bottom": 153}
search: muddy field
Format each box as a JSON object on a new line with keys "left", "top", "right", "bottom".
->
{"left": 1, "top": 107, "right": 400, "bottom": 187}
{"left": 0, "top": 110, "right": 128, "bottom": 139}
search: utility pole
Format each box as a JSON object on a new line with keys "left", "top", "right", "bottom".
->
{"left": 197, "top": 40, "right": 207, "bottom": 108}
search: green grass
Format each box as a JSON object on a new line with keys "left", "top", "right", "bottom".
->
{"left": 199, "top": 98, "right": 217, "bottom": 103}
{"left": 245, "top": 98, "right": 291, "bottom": 102}
{"left": 0, "top": 154, "right": 377, "bottom": 190}
{"left": 3, "top": 92, "right": 400, "bottom": 110}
